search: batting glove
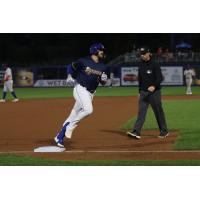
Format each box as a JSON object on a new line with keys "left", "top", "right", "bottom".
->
{"left": 66, "top": 74, "right": 75, "bottom": 86}
{"left": 101, "top": 72, "right": 107, "bottom": 82}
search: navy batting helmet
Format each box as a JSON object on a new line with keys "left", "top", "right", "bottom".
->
{"left": 90, "top": 43, "right": 105, "bottom": 55}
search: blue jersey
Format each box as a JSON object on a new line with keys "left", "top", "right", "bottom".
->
{"left": 68, "top": 56, "right": 107, "bottom": 92}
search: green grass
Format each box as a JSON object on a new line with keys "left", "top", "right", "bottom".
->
{"left": 1, "top": 154, "right": 200, "bottom": 166}
{"left": 0, "top": 86, "right": 199, "bottom": 99}
{"left": 122, "top": 100, "right": 200, "bottom": 150}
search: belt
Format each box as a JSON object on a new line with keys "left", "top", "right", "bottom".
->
{"left": 79, "top": 84, "right": 95, "bottom": 94}
{"left": 86, "top": 88, "right": 95, "bottom": 94}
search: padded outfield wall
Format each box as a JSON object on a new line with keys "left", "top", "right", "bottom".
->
{"left": 0, "top": 63, "right": 200, "bottom": 87}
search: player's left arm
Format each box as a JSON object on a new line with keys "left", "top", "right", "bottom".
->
{"left": 99, "top": 66, "right": 108, "bottom": 85}
{"left": 4, "top": 75, "right": 10, "bottom": 81}
{"left": 192, "top": 69, "right": 196, "bottom": 79}
{"left": 99, "top": 72, "right": 107, "bottom": 85}
{"left": 71, "top": 61, "right": 100, "bottom": 76}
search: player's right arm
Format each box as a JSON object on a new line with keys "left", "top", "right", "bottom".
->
{"left": 4, "top": 68, "right": 11, "bottom": 81}
{"left": 66, "top": 59, "right": 89, "bottom": 85}
{"left": 66, "top": 64, "right": 77, "bottom": 85}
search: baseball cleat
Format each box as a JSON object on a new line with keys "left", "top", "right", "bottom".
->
{"left": 0, "top": 99, "right": 6, "bottom": 103}
{"left": 12, "top": 98, "right": 19, "bottom": 102}
{"left": 54, "top": 122, "right": 70, "bottom": 147}
{"left": 158, "top": 132, "right": 169, "bottom": 139}
{"left": 54, "top": 135, "right": 65, "bottom": 148}
{"left": 127, "top": 131, "right": 141, "bottom": 139}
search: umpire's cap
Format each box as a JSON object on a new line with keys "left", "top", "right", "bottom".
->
{"left": 138, "top": 46, "right": 150, "bottom": 55}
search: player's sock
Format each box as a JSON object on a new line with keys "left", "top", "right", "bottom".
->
{"left": 11, "top": 91, "right": 17, "bottom": 99}
{"left": 2, "top": 92, "right": 6, "bottom": 99}
{"left": 58, "top": 122, "right": 70, "bottom": 140}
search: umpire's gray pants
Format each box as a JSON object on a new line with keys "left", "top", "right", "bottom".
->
{"left": 133, "top": 90, "right": 168, "bottom": 135}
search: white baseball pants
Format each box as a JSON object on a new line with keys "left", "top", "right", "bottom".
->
{"left": 3, "top": 80, "right": 14, "bottom": 92}
{"left": 186, "top": 78, "right": 192, "bottom": 94}
{"left": 63, "top": 84, "right": 94, "bottom": 138}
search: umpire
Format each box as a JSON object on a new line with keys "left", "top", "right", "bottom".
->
{"left": 127, "top": 46, "right": 169, "bottom": 139}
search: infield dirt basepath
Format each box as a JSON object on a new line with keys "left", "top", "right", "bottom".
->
{"left": 0, "top": 95, "right": 200, "bottom": 161}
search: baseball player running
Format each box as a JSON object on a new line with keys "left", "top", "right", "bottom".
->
{"left": 0, "top": 64, "right": 19, "bottom": 103}
{"left": 54, "top": 43, "right": 108, "bottom": 147}
{"left": 184, "top": 65, "right": 195, "bottom": 95}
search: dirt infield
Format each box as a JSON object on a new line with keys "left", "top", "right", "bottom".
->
{"left": 0, "top": 95, "right": 200, "bottom": 161}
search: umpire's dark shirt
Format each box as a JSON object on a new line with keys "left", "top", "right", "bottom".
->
{"left": 138, "top": 58, "right": 163, "bottom": 92}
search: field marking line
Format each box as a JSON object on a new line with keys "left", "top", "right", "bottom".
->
{"left": 1, "top": 150, "right": 200, "bottom": 154}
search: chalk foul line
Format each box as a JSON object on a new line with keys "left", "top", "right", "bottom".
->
{"left": 1, "top": 150, "right": 200, "bottom": 154}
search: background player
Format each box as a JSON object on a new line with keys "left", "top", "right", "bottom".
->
{"left": 184, "top": 65, "right": 195, "bottom": 95}
{"left": 54, "top": 43, "right": 108, "bottom": 147}
{"left": 0, "top": 64, "right": 19, "bottom": 102}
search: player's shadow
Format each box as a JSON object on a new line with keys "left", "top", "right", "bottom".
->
{"left": 36, "top": 139, "right": 56, "bottom": 146}
{"left": 36, "top": 138, "right": 75, "bottom": 147}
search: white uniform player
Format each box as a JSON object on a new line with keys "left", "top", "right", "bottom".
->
{"left": 54, "top": 43, "right": 107, "bottom": 148}
{"left": 184, "top": 67, "right": 195, "bottom": 95}
{"left": 0, "top": 64, "right": 19, "bottom": 102}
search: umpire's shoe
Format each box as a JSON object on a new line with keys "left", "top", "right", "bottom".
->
{"left": 127, "top": 131, "right": 141, "bottom": 139}
{"left": 158, "top": 132, "right": 169, "bottom": 139}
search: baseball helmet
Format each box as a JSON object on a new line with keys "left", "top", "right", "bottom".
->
{"left": 2, "top": 63, "right": 8, "bottom": 68}
{"left": 90, "top": 43, "right": 105, "bottom": 55}
{"left": 1, "top": 63, "right": 8, "bottom": 69}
